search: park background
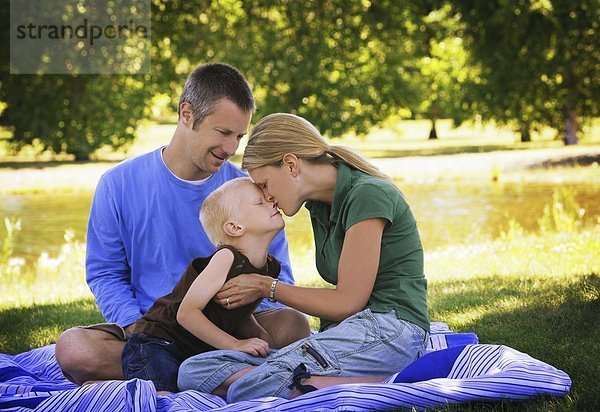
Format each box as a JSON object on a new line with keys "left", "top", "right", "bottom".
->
{"left": 0, "top": 1, "right": 598, "bottom": 410}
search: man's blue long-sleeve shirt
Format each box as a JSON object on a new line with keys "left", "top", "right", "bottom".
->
{"left": 86, "top": 147, "right": 294, "bottom": 327}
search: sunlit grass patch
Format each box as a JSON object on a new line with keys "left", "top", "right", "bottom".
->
{"left": 0, "top": 228, "right": 91, "bottom": 307}
{"left": 426, "top": 228, "right": 599, "bottom": 281}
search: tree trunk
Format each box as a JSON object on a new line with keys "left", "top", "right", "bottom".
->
{"left": 67, "top": 141, "right": 91, "bottom": 161}
{"left": 563, "top": 108, "right": 578, "bottom": 145}
{"left": 428, "top": 118, "right": 438, "bottom": 140}
{"left": 70, "top": 150, "right": 91, "bottom": 161}
{"left": 519, "top": 121, "right": 531, "bottom": 143}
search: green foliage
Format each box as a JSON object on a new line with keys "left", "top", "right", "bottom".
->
{"left": 449, "top": 0, "right": 599, "bottom": 142}
{"left": 1, "top": 0, "right": 599, "bottom": 157}
{"left": 409, "top": 3, "right": 480, "bottom": 138}
{"left": 496, "top": 188, "right": 588, "bottom": 244}
{"left": 151, "top": 0, "right": 427, "bottom": 137}
{"left": 498, "top": 218, "right": 525, "bottom": 242}
{"left": 0, "top": 1, "right": 151, "bottom": 160}
{"left": 0, "top": 75, "right": 149, "bottom": 160}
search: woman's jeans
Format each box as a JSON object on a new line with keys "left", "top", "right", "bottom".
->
{"left": 178, "top": 309, "right": 427, "bottom": 402}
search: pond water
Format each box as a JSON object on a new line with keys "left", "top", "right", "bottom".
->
{"left": 1, "top": 180, "right": 599, "bottom": 266}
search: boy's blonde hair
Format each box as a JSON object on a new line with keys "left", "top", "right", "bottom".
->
{"left": 200, "top": 177, "right": 253, "bottom": 246}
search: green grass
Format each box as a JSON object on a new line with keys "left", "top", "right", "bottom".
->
{"left": 0, "top": 299, "right": 104, "bottom": 353}
{"left": 3, "top": 220, "right": 598, "bottom": 410}
{"left": 428, "top": 273, "right": 598, "bottom": 411}
{"left": 426, "top": 231, "right": 599, "bottom": 409}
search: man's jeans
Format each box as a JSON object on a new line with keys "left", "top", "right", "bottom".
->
{"left": 122, "top": 332, "right": 186, "bottom": 392}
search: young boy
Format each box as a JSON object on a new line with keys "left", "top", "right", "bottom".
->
{"left": 121, "top": 177, "right": 290, "bottom": 392}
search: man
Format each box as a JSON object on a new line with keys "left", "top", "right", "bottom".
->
{"left": 55, "top": 63, "right": 310, "bottom": 385}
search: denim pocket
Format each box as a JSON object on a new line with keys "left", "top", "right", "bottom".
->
{"left": 379, "top": 316, "right": 427, "bottom": 367}
{"left": 122, "top": 338, "right": 148, "bottom": 377}
{"left": 372, "top": 311, "right": 406, "bottom": 344}
{"left": 337, "top": 309, "right": 381, "bottom": 352}
{"left": 123, "top": 333, "right": 176, "bottom": 374}
{"left": 123, "top": 333, "right": 182, "bottom": 391}
{"left": 296, "top": 309, "right": 382, "bottom": 364}
{"left": 266, "top": 338, "right": 341, "bottom": 377}
{"left": 300, "top": 342, "right": 330, "bottom": 369}
{"left": 402, "top": 319, "right": 426, "bottom": 341}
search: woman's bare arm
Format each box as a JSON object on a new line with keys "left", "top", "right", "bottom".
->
{"left": 216, "top": 218, "right": 386, "bottom": 321}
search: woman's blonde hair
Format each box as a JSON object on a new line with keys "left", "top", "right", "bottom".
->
{"left": 200, "top": 177, "right": 253, "bottom": 246}
{"left": 242, "top": 113, "right": 392, "bottom": 182}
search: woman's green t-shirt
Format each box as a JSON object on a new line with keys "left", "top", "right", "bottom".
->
{"left": 306, "top": 163, "right": 429, "bottom": 332}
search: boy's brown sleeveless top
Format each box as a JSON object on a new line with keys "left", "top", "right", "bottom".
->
{"left": 132, "top": 245, "right": 280, "bottom": 358}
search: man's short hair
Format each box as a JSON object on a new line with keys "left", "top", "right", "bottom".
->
{"left": 178, "top": 62, "right": 255, "bottom": 130}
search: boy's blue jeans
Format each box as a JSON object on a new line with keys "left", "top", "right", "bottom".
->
{"left": 122, "top": 332, "right": 187, "bottom": 392}
{"left": 178, "top": 309, "right": 428, "bottom": 402}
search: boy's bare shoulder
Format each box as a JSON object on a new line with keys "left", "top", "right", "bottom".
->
{"left": 211, "top": 247, "right": 236, "bottom": 265}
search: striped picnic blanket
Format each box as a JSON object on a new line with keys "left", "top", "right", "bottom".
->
{"left": 0, "top": 323, "right": 570, "bottom": 411}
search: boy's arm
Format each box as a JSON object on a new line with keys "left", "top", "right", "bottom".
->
{"left": 177, "top": 249, "right": 270, "bottom": 357}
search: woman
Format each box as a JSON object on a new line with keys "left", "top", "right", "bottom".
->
{"left": 178, "top": 113, "right": 429, "bottom": 402}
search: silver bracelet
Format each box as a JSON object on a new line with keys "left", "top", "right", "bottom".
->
{"left": 268, "top": 279, "right": 279, "bottom": 302}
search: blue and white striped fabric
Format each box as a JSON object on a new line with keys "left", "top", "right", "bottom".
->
{"left": 0, "top": 325, "right": 570, "bottom": 411}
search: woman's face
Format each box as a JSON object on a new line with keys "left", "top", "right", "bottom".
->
{"left": 249, "top": 165, "right": 303, "bottom": 217}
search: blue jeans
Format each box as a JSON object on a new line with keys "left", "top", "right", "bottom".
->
{"left": 178, "top": 309, "right": 427, "bottom": 402}
{"left": 122, "top": 333, "right": 187, "bottom": 392}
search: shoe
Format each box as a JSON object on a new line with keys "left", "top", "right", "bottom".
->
{"left": 288, "top": 363, "right": 318, "bottom": 394}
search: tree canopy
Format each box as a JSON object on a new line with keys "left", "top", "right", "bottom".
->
{"left": 0, "top": 0, "right": 597, "bottom": 159}
{"left": 450, "top": 0, "right": 599, "bottom": 143}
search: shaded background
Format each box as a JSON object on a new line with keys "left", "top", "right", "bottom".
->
{"left": 0, "top": 0, "right": 598, "bottom": 159}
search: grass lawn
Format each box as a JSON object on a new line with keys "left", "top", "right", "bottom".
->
{"left": 1, "top": 226, "right": 598, "bottom": 410}
{"left": 1, "top": 120, "right": 599, "bottom": 410}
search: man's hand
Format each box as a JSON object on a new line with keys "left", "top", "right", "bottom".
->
{"left": 214, "top": 273, "right": 270, "bottom": 309}
{"left": 232, "top": 337, "right": 270, "bottom": 357}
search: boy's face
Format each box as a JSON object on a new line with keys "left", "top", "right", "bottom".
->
{"left": 238, "top": 183, "right": 285, "bottom": 235}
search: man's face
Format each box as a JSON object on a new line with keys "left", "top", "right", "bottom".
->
{"left": 184, "top": 98, "right": 252, "bottom": 179}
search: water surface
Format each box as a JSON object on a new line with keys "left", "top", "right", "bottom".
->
{"left": 1, "top": 181, "right": 598, "bottom": 266}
